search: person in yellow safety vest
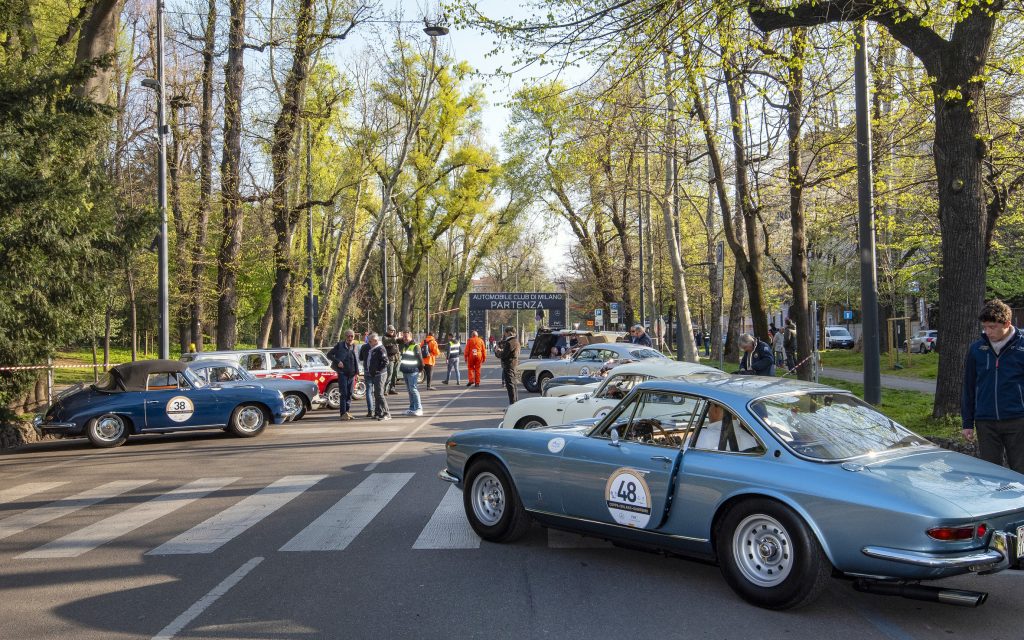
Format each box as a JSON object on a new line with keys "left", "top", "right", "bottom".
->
{"left": 442, "top": 333, "right": 461, "bottom": 385}
{"left": 398, "top": 329, "right": 424, "bottom": 416}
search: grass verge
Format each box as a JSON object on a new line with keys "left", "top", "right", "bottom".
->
{"left": 818, "top": 348, "right": 938, "bottom": 380}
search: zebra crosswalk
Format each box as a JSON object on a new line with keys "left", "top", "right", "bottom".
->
{"left": 0, "top": 473, "right": 613, "bottom": 559}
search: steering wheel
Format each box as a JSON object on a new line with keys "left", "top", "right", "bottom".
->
{"left": 633, "top": 418, "right": 672, "bottom": 445}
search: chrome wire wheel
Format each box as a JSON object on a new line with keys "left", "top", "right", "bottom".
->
{"left": 235, "top": 406, "right": 265, "bottom": 433}
{"left": 94, "top": 415, "right": 125, "bottom": 442}
{"left": 470, "top": 471, "right": 505, "bottom": 526}
{"left": 326, "top": 384, "right": 341, "bottom": 409}
{"left": 733, "top": 514, "right": 794, "bottom": 588}
{"left": 283, "top": 394, "right": 302, "bottom": 415}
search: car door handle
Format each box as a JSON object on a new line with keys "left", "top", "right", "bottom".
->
{"left": 650, "top": 456, "right": 673, "bottom": 463}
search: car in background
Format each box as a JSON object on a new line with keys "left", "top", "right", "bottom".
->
{"left": 527, "top": 329, "right": 619, "bottom": 360}
{"left": 907, "top": 330, "right": 938, "bottom": 353}
{"left": 35, "top": 360, "right": 295, "bottom": 448}
{"left": 294, "top": 346, "right": 366, "bottom": 403}
{"left": 442, "top": 375, "right": 1024, "bottom": 610}
{"left": 517, "top": 341, "right": 669, "bottom": 393}
{"left": 182, "top": 348, "right": 346, "bottom": 411}
{"left": 502, "top": 360, "right": 721, "bottom": 429}
{"left": 824, "top": 326, "right": 855, "bottom": 349}
{"left": 186, "top": 359, "right": 319, "bottom": 420}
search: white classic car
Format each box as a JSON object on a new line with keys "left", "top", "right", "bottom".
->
{"left": 501, "top": 360, "right": 722, "bottom": 429}
{"left": 517, "top": 341, "right": 668, "bottom": 392}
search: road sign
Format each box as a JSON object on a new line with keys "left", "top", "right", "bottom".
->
{"left": 609, "top": 303, "right": 619, "bottom": 325}
{"left": 594, "top": 308, "right": 604, "bottom": 327}
{"left": 843, "top": 310, "right": 854, "bottom": 321}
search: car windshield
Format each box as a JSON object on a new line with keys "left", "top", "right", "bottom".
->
{"left": 182, "top": 369, "right": 206, "bottom": 388}
{"left": 829, "top": 329, "right": 852, "bottom": 338}
{"left": 629, "top": 348, "right": 667, "bottom": 359}
{"left": 750, "top": 392, "right": 932, "bottom": 461}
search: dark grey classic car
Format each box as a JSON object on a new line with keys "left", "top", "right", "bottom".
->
{"left": 186, "top": 360, "right": 319, "bottom": 420}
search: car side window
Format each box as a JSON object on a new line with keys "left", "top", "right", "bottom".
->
{"left": 240, "top": 353, "right": 265, "bottom": 371}
{"left": 147, "top": 372, "right": 180, "bottom": 391}
{"left": 305, "top": 353, "right": 329, "bottom": 367}
{"left": 210, "top": 366, "right": 242, "bottom": 382}
{"left": 596, "top": 374, "right": 646, "bottom": 400}
{"left": 621, "top": 391, "right": 701, "bottom": 448}
{"left": 692, "top": 402, "right": 765, "bottom": 454}
{"left": 575, "top": 348, "right": 599, "bottom": 362}
{"left": 270, "top": 351, "right": 297, "bottom": 370}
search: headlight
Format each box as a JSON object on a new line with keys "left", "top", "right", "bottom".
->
{"left": 33, "top": 415, "right": 43, "bottom": 427}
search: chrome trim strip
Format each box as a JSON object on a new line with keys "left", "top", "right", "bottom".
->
{"left": 438, "top": 469, "right": 460, "bottom": 484}
{"left": 528, "top": 509, "right": 708, "bottom": 543}
{"left": 862, "top": 545, "right": 1004, "bottom": 570}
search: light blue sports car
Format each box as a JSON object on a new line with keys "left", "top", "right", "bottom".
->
{"left": 440, "top": 374, "right": 1024, "bottom": 610}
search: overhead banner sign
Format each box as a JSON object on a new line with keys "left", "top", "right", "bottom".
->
{"left": 467, "top": 292, "right": 567, "bottom": 337}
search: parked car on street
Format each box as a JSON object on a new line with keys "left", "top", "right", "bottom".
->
{"left": 824, "top": 326, "right": 855, "bottom": 349}
{"left": 502, "top": 360, "right": 720, "bottom": 429}
{"left": 35, "top": 360, "right": 295, "bottom": 448}
{"left": 907, "top": 330, "right": 938, "bottom": 353}
{"left": 442, "top": 374, "right": 1024, "bottom": 610}
{"left": 186, "top": 359, "right": 319, "bottom": 420}
{"left": 518, "top": 341, "right": 669, "bottom": 393}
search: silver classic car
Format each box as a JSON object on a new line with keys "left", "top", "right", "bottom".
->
{"left": 517, "top": 341, "right": 668, "bottom": 393}
{"left": 441, "top": 375, "right": 1024, "bottom": 609}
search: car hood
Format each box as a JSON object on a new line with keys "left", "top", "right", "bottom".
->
{"left": 518, "top": 358, "right": 563, "bottom": 371}
{"left": 532, "top": 422, "right": 596, "bottom": 437}
{"left": 858, "top": 448, "right": 1024, "bottom": 519}
{"left": 547, "top": 383, "right": 600, "bottom": 397}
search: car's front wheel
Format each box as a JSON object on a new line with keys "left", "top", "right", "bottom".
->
{"left": 325, "top": 382, "right": 341, "bottom": 410}
{"left": 919, "top": 344, "right": 929, "bottom": 354}
{"left": 521, "top": 371, "right": 539, "bottom": 393}
{"left": 717, "top": 498, "right": 831, "bottom": 610}
{"left": 536, "top": 372, "right": 552, "bottom": 392}
{"left": 283, "top": 393, "right": 306, "bottom": 421}
{"left": 463, "top": 458, "right": 531, "bottom": 543}
{"left": 229, "top": 404, "right": 267, "bottom": 438}
{"left": 514, "top": 415, "right": 547, "bottom": 430}
{"left": 86, "top": 414, "right": 129, "bottom": 448}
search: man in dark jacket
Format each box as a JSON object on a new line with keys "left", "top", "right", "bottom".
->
{"left": 382, "top": 325, "right": 401, "bottom": 395}
{"left": 737, "top": 333, "right": 775, "bottom": 376}
{"left": 783, "top": 318, "right": 797, "bottom": 372}
{"left": 962, "top": 299, "right": 1024, "bottom": 472}
{"left": 630, "top": 324, "right": 654, "bottom": 347}
{"left": 358, "top": 333, "right": 373, "bottom": 417}
{"left": 365, "top": 333, "right": 391, "bottom": 421}
{"left": 326, "top": 330, "right": 360, "bottom": 420}
{"left": 494, "top": 326, "right": 520, "bottom": 404}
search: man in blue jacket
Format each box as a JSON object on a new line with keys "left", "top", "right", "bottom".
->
{"left": 737, "top": 333, "right": 775, "bottom": 376}
{"left": 962, "top": 299, "right": 1024, "bottom": 472}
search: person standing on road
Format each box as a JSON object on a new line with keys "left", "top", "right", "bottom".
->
{"left": 443, "top": 332, "right": 462, "bottom": 385}
{"left": 399, "top": 329, "right": 424, "bottom": 416}
{"left": 630, "top": 324, "right": 653, "bottom": 347}
{"left": 358, "top": 331, "right": 374, "bottom": 417}
{"left": 382, "top": 326, "right": 401, "bottom": 395}
{"left": 420, "top": 331, "right": 440, "bottom": 390}
{"left": 326, "top": 330, "right": 360, "bottom": 421}
{"left": 783, "top": 318, "right": 797, "bottom": 372}
{"left": 494, "top": 326, "right": 520, "bottom": 404}
{"left": 365, "top": 333, "right": 391, "bottom": 421}
{"left": 465, "top": 330, "right": 486, "bottom": 387}
{"left": 737, "top": 333, "right": 776, "bottom": 376}
{"left": 962, "top": 299, "right": 1024, "bottom": 473}
{"left": 771, "top": 327, "right": 786, "bottom": 367}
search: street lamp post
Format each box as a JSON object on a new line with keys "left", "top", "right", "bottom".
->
{"left": 306, "top": 123, "right": 315, "bottom": 347}
{"left": 151, "top": 0, "right": 170, "bottom": 359}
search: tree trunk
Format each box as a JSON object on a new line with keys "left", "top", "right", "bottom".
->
{"left": 168, "top": 100, "right": 191, "bottom": 355}
{"left": 269, "top": 0, "right": 315, "bottom": 347}
{"left": 787, "top": 29, "right": 813, "bottom": 380}
{"left": 191, "top": 0, "right": 216, "bottom": 351}
{"left": 73, "top": 0, "right": 120, "bottom": 104}
{"left": 257, "top": 300, "right": 273, "bottom": 348}
{"left": 726, "top": 266, "right": 745, "bottom": 362}
{"left": 217, "top": 0, "right": 246, "bottom": 350}
{"left": 127, "top": 263, "right": 138, "bottom": 361}
{"left": 705, "top": 173, "right": 723, "bottom": 362}
{"left": 103, "top": 305, "right": 111, "bottom": 367}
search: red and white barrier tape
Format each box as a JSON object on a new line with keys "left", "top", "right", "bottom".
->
{"left": 0, "top": 363, "right": 117, "bottom": 372}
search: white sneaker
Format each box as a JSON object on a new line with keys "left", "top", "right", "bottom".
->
{"left": 412, "top": 410, "right": 423, "bottom": 417}
{"left": 404, "top": 409, "right": 415, "bottom": 416}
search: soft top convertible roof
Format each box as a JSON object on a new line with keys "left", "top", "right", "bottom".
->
{"left": 105, "top": 359, "right": 188, "bottom": 392}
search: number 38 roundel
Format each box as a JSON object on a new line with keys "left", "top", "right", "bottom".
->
{"left": 604, "top": 468, "right": 652, "bottom": 528}
{"left": 166, "top": 396, "right": 195, "bottom": 423}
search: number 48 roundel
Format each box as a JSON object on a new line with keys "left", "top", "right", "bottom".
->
{"left": 604, "top": 468, "right": 652, "bottom": 528}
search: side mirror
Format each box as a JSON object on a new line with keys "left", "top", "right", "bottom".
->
{"left": 610, "top": 428, "right": 620, "bottom": 447}
{"left": 576, "top": 393, "right": 590, "bottom": 403}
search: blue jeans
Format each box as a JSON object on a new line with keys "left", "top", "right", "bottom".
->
{"left": 403, "top": 371, "right": 422, "bottom": 412}
{"left": 337, "top": 372, "right": 355, "bottom": 415}
{"left": 445, "top": 357, "right": 460, "bottom": 384}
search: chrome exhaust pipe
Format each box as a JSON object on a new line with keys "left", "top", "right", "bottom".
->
{"left": 853, "top": 579, "right": 987, "bottom": 607}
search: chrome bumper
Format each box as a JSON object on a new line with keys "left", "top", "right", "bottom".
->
{"left": 863, "top": 530, "right": 1017, "bottom": 573}
{"left": 281, "top": 407, "right": 299, "bottom": 422}
{"left": 34, "top": 416, "right": 76, "bottom": 434}
{"left": 438, "top": 469, "right": 460, "bottom": 484}
{"left": 310, "top": 394, "right": 326, "bottom": 408}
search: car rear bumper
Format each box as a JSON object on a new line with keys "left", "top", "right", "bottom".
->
{"left": 862, "top": 530, "right": 1017, "bottom": 574}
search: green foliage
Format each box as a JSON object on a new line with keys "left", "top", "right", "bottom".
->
{"left": 0, "top": 23, "right": 117, "bottom": 409}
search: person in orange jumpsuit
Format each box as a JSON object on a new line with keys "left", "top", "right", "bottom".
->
{"left": 465, "top": 330, "right": 486, "bottom": 387}
{"left": 419, "top": 331, "right": 441, "bottom": 390}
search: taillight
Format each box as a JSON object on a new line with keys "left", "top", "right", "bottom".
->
{"left": 927, "top": 524, "right": 986, "bottom": 541}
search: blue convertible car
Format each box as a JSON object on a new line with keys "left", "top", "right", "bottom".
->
{"left": 36, "top": 359, "right": 296, "bottom": 448}
{"left": 441, "top": 375, "right": 1024, "bottom": 610}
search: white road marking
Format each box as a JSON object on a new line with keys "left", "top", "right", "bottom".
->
{"left": 147, "top": 475, "right": 325, "bottom": 555}
{"left": 364, "top": 376, "right": 488, "bottom": 471}
{"left": 19, "top": 477, "right": 239, "bottom": 559}
{"left": 151, "top": 556, "right": 264, "bottom": 640}
{"left": 269, "top": 426, "right": 403, "bottom": 435}
{"left": 280, "top": 473, "right": 413, "bottom": 552}
{"left": 0, "top": 479, "right": 154, "bottom": 541}
{"left": 546, "top": 529, "right": 614, "bottom": 549}
{"left": 413, "top": 485, "right": 479, "bottom": 549}
{"left": 0, "top": 481, "right": 68, "bottom": 505}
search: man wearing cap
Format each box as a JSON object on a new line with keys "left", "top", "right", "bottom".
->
{"left": 494, "top": 326, "right": 520, "bottom": 404}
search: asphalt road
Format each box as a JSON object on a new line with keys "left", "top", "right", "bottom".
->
{"left": 0, "top": 362, "right": 1019, "bottom": 640}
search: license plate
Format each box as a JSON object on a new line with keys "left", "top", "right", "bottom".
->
{"left": 1017, "top": 526, "right": 1024, "bottom": 559}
